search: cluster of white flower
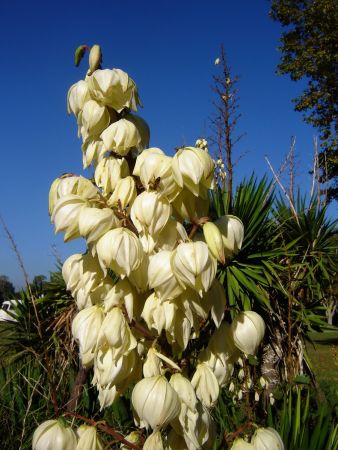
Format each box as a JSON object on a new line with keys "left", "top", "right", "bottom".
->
{"left": 33, "top": 46, "right": 283, "bottom": 450}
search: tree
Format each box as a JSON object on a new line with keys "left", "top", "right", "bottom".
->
{"left": 210, "top": 45, "right": 244, "bottom": 210}
{"left": 270, "top": 0, "right": 338, "bottom": 202}
{"left": 0, "top": 275, "right": 16, "bottom": 304}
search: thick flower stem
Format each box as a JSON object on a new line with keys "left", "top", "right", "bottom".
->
{"left": 64, "top": 412, "right": 142, "bottom": 450}
{"left": 66, "top": 366, "right": 89, "bottom": 413}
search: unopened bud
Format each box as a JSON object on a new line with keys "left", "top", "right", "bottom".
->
{"left": 89, "top": 45, "right": 102, "bottom": 75}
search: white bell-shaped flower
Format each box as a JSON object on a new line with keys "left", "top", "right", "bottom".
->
{"left": 133, "top": 147, "right": 164, "bottom": 176}
{"left": 215, "top": 215, "right": 244, "bottom": 258}
{"left": 143, "top": 431, "right": 164, "bottom": 450}
{"left": 32, "top": 420, "right": 77, "bottom": 450}
{"left": 72, "top": 305, "right": 104, "bottom": 357}
{"left": 131, "top": 191, "right": 171, "bottom": 237}
{"left": 203, "top": 279, "right": 227, "bottom": 327}
{"left": 96, "top": 307, "right": 137, "bottom": 358}
{"left": 155, "top": 219, "right": 188, "bottom": 252}
{"left": 139, "top": 152, "right": 180, "bottom": 201}
{"left": 94, "top": 156, "right": 129, "bottom": 194}
{"left": 82, "top": 138, "right": 106, "bottom": 168}
{"left": 67, "top": 80, "right": 90, "bottom": 117}
{"left": 87, "top": 68, "right": 140, "bottom": 112}
{"left": 101, "top": 115, "right": 147, "bottom": 156}
{"left": 191, "top": 362, "right": 219, "bottom": 408}
{"left": 107, "top": 176, "right": 136, "bottom": 209}
{"left": 52, "top": 194, "right": 88, "bottom": 242}
{"left": 232, "top": 311, "right": 266, "bottom": 355}
{"left": 81, "top": 99, "right": 110, "bottom": 138}
{"left": 96, "top": 228, "right": 143, "bottom": 277}
{"left": 251, "top": 427, "right": 284, "bottom": 450}
{"left": 131, "top": 375, "right": 180, "bottom": 430}
{"left": 142, "top": 347, "right": 165, "bottom": 378}
{"left": 103, "top": 278, "right": 139, "bottom": 321}
{"left": 97, "top": 385, "right": 119, "bottom": 410}
{"left": 148, "top": 250, "right": 184, "bottom": 301}
{"left": 208, "top": 321, "right": 240, "bottom": 362}
{"left": 171, "top": 241, "right": 217, "bottom": 296}
{"left": 230, "top": 438, "right": 255, "bottom": 449}
{"left": 128, "top": 252, "right": 149, "bottom": 293}
{"left": 62, "top": 252, "right": 104, "bottom": 298}
{"left": 141, "top": 293, "right": 176, "bottom": 335}
{"left": 76, "top": 425, "right": 103, "bottom": 450}
{"left": 172, "top": 188, "right": 209, "bottom": 221}
{"left": 94, "top": 348, "right": 137, "bottom": 388}
{"left": 170, "top": 373, "right": 197, "bottom": 411}
{"left": 79, "top": 207, "right": 119, "bottom": 245}
{"left": 172, "top": 147, "right": 214, "bottom": 196}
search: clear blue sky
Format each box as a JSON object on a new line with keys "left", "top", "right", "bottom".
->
{"left": 0, "top": 0, "right": 333, "bottom": 289}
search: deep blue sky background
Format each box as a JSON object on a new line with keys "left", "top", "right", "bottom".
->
{"left": 0, "top": 1, "right": 334, "bottom": 288}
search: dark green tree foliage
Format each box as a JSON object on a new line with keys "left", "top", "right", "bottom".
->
{"left": 0, "top": 275, "right": 16, "bottom": 304}
{"left": 270, "top": 0, "right": 338, "bottom": 202}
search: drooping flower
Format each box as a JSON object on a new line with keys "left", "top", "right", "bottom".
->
{"left": 131, "top": 375, "right": 180, "bottom": 430}
{"left": 231, "top": 311, "right": 265, "bottom": 355}
{"left": 251, "top": 427, "right": 284, "bottom": 450}
{"left": 32, "top": 420, "right": 77, "bottom": 450}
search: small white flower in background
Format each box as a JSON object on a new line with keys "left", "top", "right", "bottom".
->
{"left": 215, "top": 57, "right": 220, "bottom": 65}
{"left": 259, "top": 376, "right": 267, "bottom": 388}
{"left": 269, "top": 393, "right": 275, "bottom": 406}
{"left": 131, "top": 375, "right": 180, "bottom": 430}
{"left": 237, "top": 389, "right": 243, "bottom": 400}
{"left": 32, "top": 420, "right": 77, "bottom": 450}
{"left": 229, "top": 381, "right": 235, "bottom": 393}
{"left": 251, "top": 427, "right": 284, "bottom": 450}
{"left": 238, "top": 368, "right": 245, "bottom": 380}
{"left": 255, "top": 391, "right": 260, "bottom": 402}
{"left": 76, "top": 425, "right": 103, "bottom": 450}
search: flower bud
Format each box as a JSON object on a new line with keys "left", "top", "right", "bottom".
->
{"left": 230, "top": 438, "right": 255, "bottom": 449}
{"left": 107, "top": 176, "right": 136, "bottom": 209}
{"left": 67, "top": 80, "right": 90, "bottom": 116}
{"left": 203, "top": 221, "right": 225, "bottom": 264}
{"left": 191, "top": 362, "right": 219, "bottom": 407}
{"left": 96, "top": 228, "right": 143, "bottom": 277}
{"left": 76, "top": 425, "right": 103, "bottom": 450}
{"left": 81, "top": 99, "right": 110, "bottom": 138}
{"left": 232, "top": 311, "right": 265, "bottom": 355}
{"left": 87, "top": 68, "right": 140, "bottom": 112}
{"left": 171, "top": 241, "right": 217, "bottom": 296}
{"left": 251, "top": 427, "right": 284, "bottom": 450}
{"left": 214, "top": 215, "right": 244, "bottom": 258}
{"left": 94, "top": 157, "right": 129, "bottom": 195}
{"left": 88, "top": 44, "right": 102, "bottom": 75}
{"left": 131, "top": 375, "right": 180, "bottom": 430}
{"left": 32, "top": 419, "right": 77, "bottom": 450}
